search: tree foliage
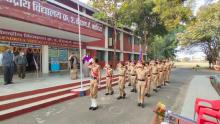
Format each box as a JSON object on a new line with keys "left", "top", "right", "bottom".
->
{"left": 177, "top": 1, "right": 220, "bottom": 63}
{"left": 91, "top": 0, "right": 192, "bottom": 59}
{"left": 152, "top": 0, "right": 192, "bottom": 31}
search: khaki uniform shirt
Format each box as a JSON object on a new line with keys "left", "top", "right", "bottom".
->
{"left": 152, "top": 65, "right": 158, "bottom": 74}
{"left": 136, "top": 68, "right": 148, "bottom": 80}
{"left": 118, "top": 66, "right": 126, "bottom": 76}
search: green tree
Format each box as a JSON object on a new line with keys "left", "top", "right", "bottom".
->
{"left": 177, "top": 1, "right": 220, "bottom": 65}
{"left": 91, "top": 0, "right": 123, "bottom": 67}
{"left": 119, "top": 0, "right": 191, "bottom": 59}
{"left": 152, "top": 0, "right": 192, "bottom": 31}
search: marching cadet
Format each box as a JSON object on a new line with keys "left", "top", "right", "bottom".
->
{"left": 88, "top": 58, "right": 101, "bottom": 111}
{"left": 165, "top": 59, "right": 172, "bottom": 83}
{"left": 162, "top": 60, "right": 168, "bottom": 86}
{"left": 157, "top": 61, "right": 163, "bottom": 88}
{"left": 145, "top": 62, "right": 152, "bottom": 97}
{"left": 136, "top": 61, "right": 148, "bottom": 108}
{"left": 126, "top": 61, "right": 132, "bottom": 86}
{"left": 152, "top": 60, "right": 159, "bottom": 92}
{"left": 117, "top": 61, "right": 127, "bottom": 100}
{"left": 104, "top": 64, "right": 114, "bottom": 95}
{"left": 130, "top": 61, "right": 137, "bottom": 93}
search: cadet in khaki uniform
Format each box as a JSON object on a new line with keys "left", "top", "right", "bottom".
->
{"left": 162, "top": 60, "right": 168, "bottom": 86}
{"left": 166, "top": 59, "right": 172, "bottom": 83}
{"left": 104, "top": 64, "right": 114, "bottom": 95}
{"left": 145, "top": 62, "right": 152, "bottom": 97}
{"left": 117, "top": 62, "right": 127, "bottom": 100}
{"left": 126, "top": 61, "right": 131, "bottom": 86}
{"left": 130, "top": 62, "right": 137, "bottom": 93}
{"left": 157, "top": 61, "right": 163, "bottom": 88}
{"left": 136, "top": 61, "right": 148, "bottom": 108}
{"left": 152, "top": 60, "right": 159, "bottom": 92}
{"left": 88, "top": 58, "right": 101, "bottom": 111}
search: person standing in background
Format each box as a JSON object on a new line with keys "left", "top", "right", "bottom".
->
{"left": 15, "top": 51, "right": 27, "bottom": 79}
{"left": 2, "top": 47, "right": 14, "bottom": 85}
{"left": 68, "top": 52, "right": 77, "bottom": 69}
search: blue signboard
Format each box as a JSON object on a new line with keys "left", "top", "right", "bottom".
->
{"left": 59, "top": 48, "right": 67, "bottom": 61}
{"left": 50, "top": 57, "right": 60, "bottom": 72}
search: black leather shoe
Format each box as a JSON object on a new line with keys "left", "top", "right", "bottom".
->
{"left": 105, "top": 93, "right": 109, "bottom": 95}
{"left": 128, "top": 83, "right": 131, "bottom": 86}
{"left": 157, "top": 86, "right": 161, "bottom": 88}
{"left": 130, "top": 89, "right": 135, "bottom": 92}
{"left": 92, "top": 107, "right": 98, "bottom": 111}
{"left": 145, "top": 93, "right": 149, "bottom": 97}
{"left": 153, "top": 89, "right": 158, "bottom": 92}
{"left": 138, "top": 103, "right": 141, "bottom": 106}
{"left": 110, "top": 91, "right": 114, "bottom": 95}
{"left": 122, "top": 93, "right": 126, "bottom": 99}
{"left": 89, "top": 107, "right": 93, "bottom": 110}
{"left": 117, "top": 96, "right": 122, "bottom": 100}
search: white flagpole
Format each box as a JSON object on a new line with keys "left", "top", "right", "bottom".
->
{"left": 77, "top": 0, "right": 83, "bottom": 89}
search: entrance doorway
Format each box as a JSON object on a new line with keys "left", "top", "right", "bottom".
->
{"left": 12, "top": 46, "right": 41, "bottom": 73}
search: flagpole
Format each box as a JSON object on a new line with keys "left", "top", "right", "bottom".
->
{"left": 77, "top": 0, "right": 83, "bottom": 89}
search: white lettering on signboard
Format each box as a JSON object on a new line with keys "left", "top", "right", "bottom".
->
{"left": 4, "top": 0, "right": 103, "bottom": 32}
{"left": 6, "top": 0, "right": 31, "bottom": 9}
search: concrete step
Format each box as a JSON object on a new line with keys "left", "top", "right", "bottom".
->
{"left": 0, "top": 77, "right": 119, "bottom": 110}
{"left": 0, "top": 93, "right": 78, "bottom": 121}
{"left": 0, "top": 76, "right": 121, "bottom": 121}
{"left": 0, "top": 75, "right": 119, "bottom": 101}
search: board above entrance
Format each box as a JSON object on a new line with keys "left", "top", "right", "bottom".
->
{"left": 0, "top": 0, "right": 104, "bottom": 39}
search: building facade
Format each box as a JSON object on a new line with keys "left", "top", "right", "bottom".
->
{"left": 0, "top": 0, "right": 147, "bottom": 74}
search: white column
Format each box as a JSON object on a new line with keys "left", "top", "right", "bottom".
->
{"left": 120, "top": 32, "right": 124, "bottom": 61}
{"left": 42, "top": 45, "right": 49, "bottom": 74}
{"left": 105, "top": 26, "right": 108, "bottom": 64}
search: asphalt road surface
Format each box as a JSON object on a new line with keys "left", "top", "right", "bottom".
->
{"left": 2, "top": 67, "right": 218, "bottom": 124}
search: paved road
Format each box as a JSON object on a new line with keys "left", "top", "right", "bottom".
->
{"left": 1, "top": 68, "right": 218, "bottom": 124}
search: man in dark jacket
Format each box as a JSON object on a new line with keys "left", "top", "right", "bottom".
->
{"left": 15, "top": 51, "right": 27, "bottom": 79}
{"left": 2, "top": 47, "right": 15, "bottom": 85}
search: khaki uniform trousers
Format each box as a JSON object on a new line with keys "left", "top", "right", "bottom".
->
{"left": 128, "top": 73, "right": 131, "bottom": 85}
{"left": 152, "top": 74, "right": 158, "bottom": 89}
{"left": 130, "top": 75, "right": 136, "bottom": 90}
{"left": 166, "top": 70, "right": 171, "bottom": 81}
{"left": 159, "top": 72, "right": 163, "bottom": 86}
{"left": 162, "top": 71, "right": 167, "bottom": 85}
{"left": 137, "top": 80, "right": 146, "bottom": 104}
{"left": 146, "top": 76, "right": 152, "bottom": 94}
{"left": 118, "top": 76, "right": 125, "bottom": 97}
{"left": 90, "top": 79, "right": 98, "bottom": 99}
{"left": 106, "top": 77, "right": 113, "bottom": 93}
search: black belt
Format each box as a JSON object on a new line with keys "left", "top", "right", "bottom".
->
{"left": 91, "top": 77, "right": 97, "bottom": 79}
{"left": 138, "top": 79, "right": 146, "bottom": 81}
{"left": 131, "top": 75, "right": 136, "bottom": 76}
